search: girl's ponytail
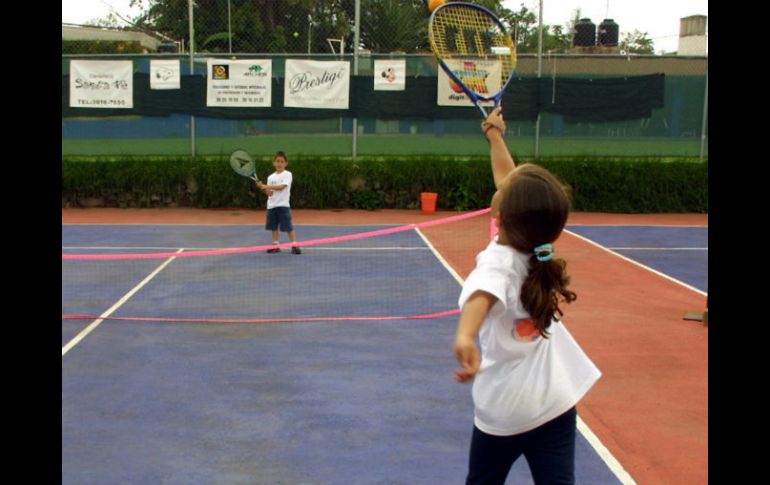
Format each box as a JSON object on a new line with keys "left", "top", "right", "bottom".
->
{"left": 495, "top": 164, "right": 576, "bottom": 336}
{"left": 520, "top": 254, "right": 576, "bottom": 337}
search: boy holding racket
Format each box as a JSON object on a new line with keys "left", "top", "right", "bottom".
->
{"left": 256, "top": 151, "right": 301, "bottom": 254}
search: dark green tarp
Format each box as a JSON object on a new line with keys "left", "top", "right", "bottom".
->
{"left": 62, "top": 73, "right": 663, "bottom": 123}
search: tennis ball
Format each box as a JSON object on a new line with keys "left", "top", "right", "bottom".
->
{"left": 427, "top": 0, "right": 446, "bottom": 12}
{"left": 293, "top": 31, "right": 299, "bottom": 38}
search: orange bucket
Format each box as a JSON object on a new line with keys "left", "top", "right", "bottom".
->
{"left": 420, "top": 192, "right": 438, "bottom": 214}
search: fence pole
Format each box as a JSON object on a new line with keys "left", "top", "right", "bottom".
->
{"left": 534, "top": 0, "right": 544, "bottom": 159}
{"left": 699, "top": 70, "right": 708, "bottom": 162}
{"left": 352, "top": 0, "right": 361, "bottom": 160}
{"left": 188, "top": 0, "right": 196, "bottom": 158}
{"left": 227, "top": 0, "right": 232, "bottom": 54}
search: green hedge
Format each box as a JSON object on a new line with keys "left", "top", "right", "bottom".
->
{"left": 62, "top": 156, "right": 707, "bottom": 213}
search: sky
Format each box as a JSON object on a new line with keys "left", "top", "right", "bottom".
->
{"left": 62, "top": 0, "right": 708, "bottom": 54}
{"left": 62, "top": 0, "right": 144, "bottom": 25}
{"left": 504, "top": 0, "right": 707, "bottom": 53}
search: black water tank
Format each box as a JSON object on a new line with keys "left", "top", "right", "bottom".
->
{"left": 598, "top": 19, "right": 619, "bottom": 46}
{"left": 573, "top": 18, "right": 596, "bottom": 47}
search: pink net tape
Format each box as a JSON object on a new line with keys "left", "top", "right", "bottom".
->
{"left": 62, "top": 309, "right": 461, "bottom": 324}
{"left": 62, "top": 208, "right": 492, "bottom": 260}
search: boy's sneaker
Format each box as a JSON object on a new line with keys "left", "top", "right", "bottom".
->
{"left": 266, "top": 247, "right": 280, "bottom": 254}
{"left": 291, "top": 247, "right": 302, "bottom": 255}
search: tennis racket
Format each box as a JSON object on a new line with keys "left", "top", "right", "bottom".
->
{"left": 229, "top": 149, "right": 260, "bottom": 182}
{"left": 428, "top": 2, "right": 517, "bottom": 118}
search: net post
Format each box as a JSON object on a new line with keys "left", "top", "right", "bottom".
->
{"left": 187, "top": 0, "right": 196, "bottom": 158}
{"left": 352, "top": 0, "right": 361, "bottom": 161}
{"left": 699, "top": 71, "right": 708, "bottom": 162}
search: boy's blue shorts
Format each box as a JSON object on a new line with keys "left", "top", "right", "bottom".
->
{"left": 265, "top": 207, "right": 294, "bottom": 232}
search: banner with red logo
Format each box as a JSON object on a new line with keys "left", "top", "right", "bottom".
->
{"left": 373, "top": 59, "right": 406, "bottom": 91}
{"left": 436, "top": 59, "right": 501, "bottom": 108}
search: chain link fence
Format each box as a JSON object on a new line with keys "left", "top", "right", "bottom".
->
{"left": 63, "top": 0, "right": 432, "bottom": 55}
{"left": 62, "top": 1, "right": 707, "bottom": 159}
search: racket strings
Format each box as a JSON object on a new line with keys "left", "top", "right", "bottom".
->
{"left": 229, "top": 150, "right": 257, "bottom": 178}
{"left": 432, "top": 9, "right": 499, "bottom": 55}
{"left": 429, "top": 6, "right": 516, "bottom": 96}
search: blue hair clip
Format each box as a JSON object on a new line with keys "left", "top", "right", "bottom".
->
{"left": 534, "top": 243, "right": 554, "bottom": 262}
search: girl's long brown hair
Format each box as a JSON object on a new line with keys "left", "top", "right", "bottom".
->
{"left": 497, "top": 164, "right": 576, "bottom": 337}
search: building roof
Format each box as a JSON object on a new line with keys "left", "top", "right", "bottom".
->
{"left": 62, "top": 23, "right": 163, "bottom": 51}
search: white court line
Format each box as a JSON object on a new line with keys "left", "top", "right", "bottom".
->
{"left": 577, "top": 418, "right": 637, "bottom": 484}
{"left": 568, "top": 224, "right": 707, "bottom": 228}
{"left": 608, "top": 247, "right": 707, "bottom": 251}
{"left": 565, "top": 229, "right": 707, "bottom": 296}
{"left": 63, "top": 222, "right": 411, "bottom": 227}
{"left": 61, "top": 248, "right": 184, "bottom": 357}
{"left": 64, "top": 246, "right": 191, "bottom": 251}
{"left": 290, "top": 247, "right": 429, "bottom": 251}
{"left": 414, "top": 228, "right": 464, "bottom": 285}
{"left": 63, "top": 246, "right": 429, "bottom": 251}
{"left": 415, "top": 227, "right": 637, "bottom": 485}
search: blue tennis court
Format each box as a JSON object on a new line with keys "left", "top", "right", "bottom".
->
{"left": 62, "top": 221, "right": 645, "bottom": 485}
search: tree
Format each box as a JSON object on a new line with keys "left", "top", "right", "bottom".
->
{"left": 82, "top": 13, "right": 125, "bottom": 29}
{"left": 620, "top": 30, "right": 655, "bottom": 55}
{"left": 354, "top": 0, "right": 429, "bottom": 52}
{"left": 123, "top": 0, "right": 505, "bottom": 54}
{"left": 83, "top": 0, "right": 571, "bottom": 54}
{"left": 498, "top": 2, "right": 536, "bottom": 48}
{"left": 130, "top": 0, "right": 190, "bottom": 47}
{"left": 114, "top": 0, "right": 374, "bottom": 54}
{"left": 515, "top": 24, "right": 572, "bottom": 53}
{"left": 124, "top": 0, "right": 319, "bottom": 53}
{"left": 495, "top": 3, "right": 570, "bottom": 54}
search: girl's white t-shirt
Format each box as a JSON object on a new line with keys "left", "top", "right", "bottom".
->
{"left": 458, "top": 238, "right": 602, "bottom": 436}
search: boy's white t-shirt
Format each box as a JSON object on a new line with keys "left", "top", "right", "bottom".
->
{"left": 458, "top": 238, "right": 602, "bottom": 436}
{"left": 266, "top": 170, "right": 292, "bottom": 209}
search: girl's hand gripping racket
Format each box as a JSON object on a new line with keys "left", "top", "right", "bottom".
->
{"left": 428, "top": 2, "right": 517, "bottom": 118}
{"left": 229, "top": 149, "right": 260, "bottom": 182}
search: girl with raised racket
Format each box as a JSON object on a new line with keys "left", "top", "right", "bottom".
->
{"left": 453, "top": 107, "right": 601, "bottom": 485}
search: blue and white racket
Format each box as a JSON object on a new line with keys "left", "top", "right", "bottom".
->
{"left": 428, "top": 2, "right": 517, "bottom": 118}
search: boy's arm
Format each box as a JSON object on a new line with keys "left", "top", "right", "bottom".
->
{"left": 262, "top": 183, "right": 287, "bottom": 191}
{"left": 256, "top": 180, "right": 287, "bottom": 191}
{"left": 258, "top": 173, "right": 291, "bottom": 192}
{"left": 482, "top": 106, "right": 516, "bottom": 189}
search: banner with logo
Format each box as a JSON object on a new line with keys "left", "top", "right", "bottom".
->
{"left": 206, "top": 59, "right": 272, "bottom": 107}
{"left": 69, "top": 60, "right": 133, "bottom": 109}
{"left": 284, "top": 60, "right": 350, "bottom": 109}
{"left": 150, "top": 59, "right": 181, "bottom": 90}
{"left": 373, "top": 59, "right": 406, "bottom": 91}
{"left": 436, "top": 59, "right": 501, "bottom": 108}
